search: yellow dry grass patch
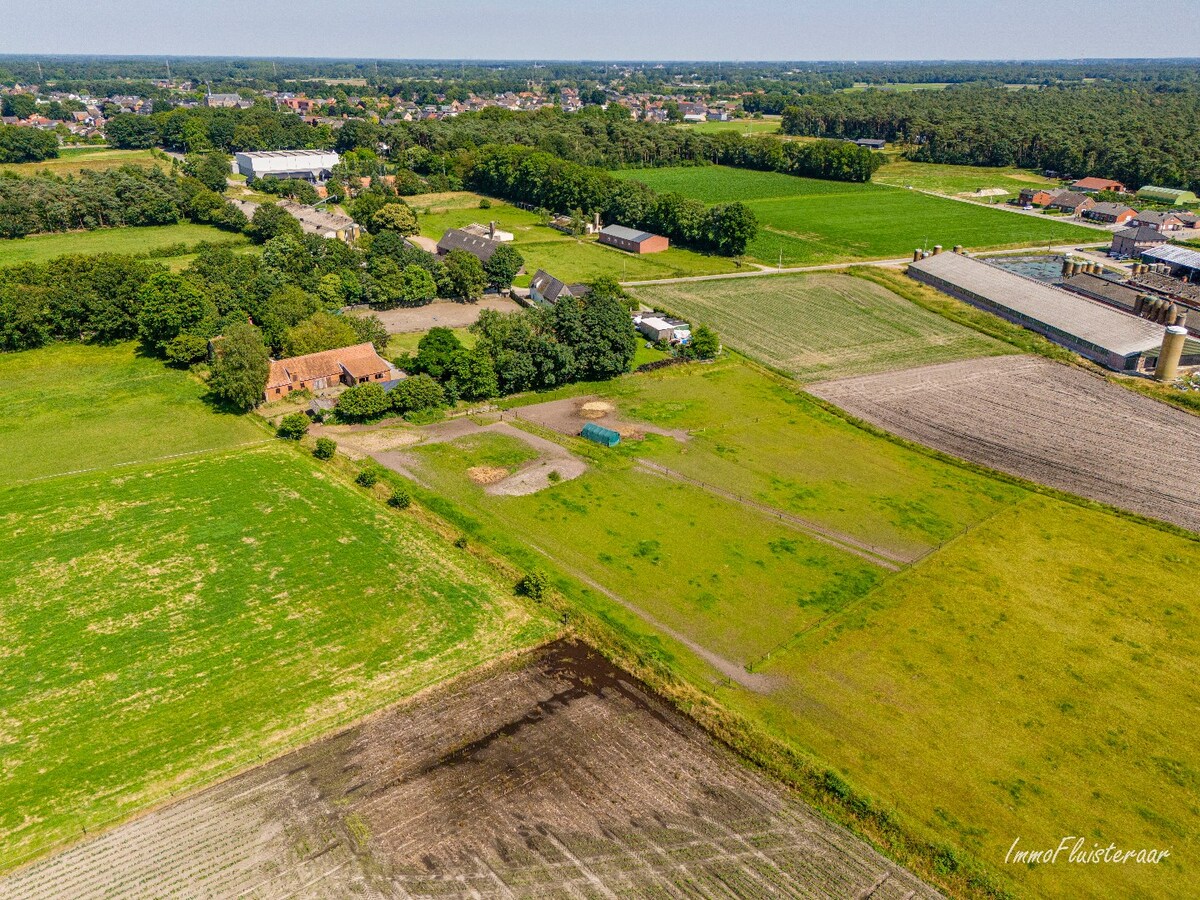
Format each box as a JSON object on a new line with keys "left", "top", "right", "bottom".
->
{"left": 468, "top": 466, "right": 510, "bottom": 485}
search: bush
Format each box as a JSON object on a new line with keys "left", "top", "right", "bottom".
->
{"left": 453, "top": 535, "right": 469, "bottom": 549}
{"left": 390, "top": 372, "right": 446, "bottom": 413}
{"left": 387, "top": 487, "right": 412, "bottom": 509}
{"left": 547, "top": 469, "right": 562, "bottom": 484}
{"left": 276, "top": 412, "right": 309, "bottom": 440}
{"left": 355, "top": 468, "right": 379, "bottom": 488}
{"left": 163, "top": 333, "right": 210, "bottom": 367}
{"left": 516, "top": 569, "right": 550, "bottom": 601}
{"left": 312, "top": 437, "right": 337, "bottom": 460}
{"left": 479, "top": 198, "right": 492, "bottom": 209}
{"left": 336, "top": 382, "right": 391, "bottom": 422}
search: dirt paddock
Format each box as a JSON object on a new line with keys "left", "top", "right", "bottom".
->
{"left": 347, "top": 297, "right": 522, "bottom": 334}
{"left": 809, "top": 356, "right": 1200, "bottom": 532}
{"left": 2, "top": 642, "right": 939, "bottom": 899}
{"left": 513, "top": 395, "right": 691, "bottom": 443}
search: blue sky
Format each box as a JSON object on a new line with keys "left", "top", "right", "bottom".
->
{"left": 0, "top": 0, "right": 1197, "bottom": 60}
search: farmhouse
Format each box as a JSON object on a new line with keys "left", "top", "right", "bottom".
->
{"left": 1111, "top": 226, "right": 1169, "bottom": 258}
{"left": 529, "top": 269, "right": 590, "bottom": 307}
{"left": 1083, "top": 203, "right": 1137, "bottom": 226}
{"left": 437, "top": 228, "right": 501, "bottom": 264}
{"left": 1047, "top": 192, "right": 1095, "bottom": 215}
{"left": 1136, "top": 186, "right": 1199, "bottom": 207}
{"left": 598, "top": 224, "right": 670, "bottom": 254}
{"left": 235, "top": 149, "right": 341, "bottom": 183}
{"left": 1071, "top": 177, "right": 1126, "bottom": 194}
{"left": 908, "top": 251, "right": 1165, "bottom": 371}
{"left": 1019, "top": 188, "right": 1059, "bottom": 207}
{"left": 265, "top": 342, "right": 396, "bottom": 402}
{"left": 277, "top": 201, "right": 361, "bottom": 242}
{"left": 1131, "top": 210, "right": 1184, "bottom": 232}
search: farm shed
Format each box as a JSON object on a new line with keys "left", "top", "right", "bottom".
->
{"left": 1071, "top": 177, "right": 1126, "bottom": 194}
{"left": 1136, "top": 186, "right": 1199, "bottom": 207}
{"left": 636, "top": 314, "right": 691, "bottom": 343}
{"left": 908, "top": 252, "right": 1165, "bottom": 371}
{"left": 1060, "top": 273, "right": 1143, "bottom": 314}
{"left": 598, "top": 225, "right": 670, "bottom": 254}
{"left": 1141, "top": 245, "right": 1200, "bottom": 281}
{"left": 580, "top": 422, "right": 621, "bottom": 447}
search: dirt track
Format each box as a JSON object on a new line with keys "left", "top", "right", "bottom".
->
{"left": 810, "top": 356, "right": 1200, "bottom": 533}
{"left": 3, "top": 642, "right": 940, "bottom": 899}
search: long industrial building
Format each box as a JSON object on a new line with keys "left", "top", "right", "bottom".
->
{"left": 234, "top": 149, "right": 340, "bottom": 182}
{"left": 908, "top": 252, "right": 1165, "bottom": 371}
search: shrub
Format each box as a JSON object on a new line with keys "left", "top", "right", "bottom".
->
{"left": 336, "top": 382, "right": 391, "bottom": 422}
{"left": 355, "top": 467, "right": 379, "bottom": 488}
{"left": 387, "top": 487, "right": 412, "bottom": 509}
{"left": 390, "top": 372, "right": 446, "bottom": 414}
{"left": 516, "top": 569, "right": 550, "bottom": 601}
{"left": 276, "top": 412, "right": 309, "bottom": 440}
{"left": 312, "top": 437, "right": 337, "bottom": 460}
{"left": 453, "top": 535, "right": 469, "bottom": 549}
{"left": 479, "top": 198, "right": 492, "bottom": 209}
{"left": 547, "top": 469, "right": 562, "bottom": 484}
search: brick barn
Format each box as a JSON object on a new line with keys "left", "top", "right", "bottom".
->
{"left": 598, "top": 225, "right": 670, "bottom": 254}
{"left": 264, "top": 342, "right": 396, "bottom": 402}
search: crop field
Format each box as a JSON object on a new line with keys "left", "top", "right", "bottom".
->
{"left": 0, "top": 343, "right": 265, "bottom": 485}
{"left": 810, "top": 355, "right": 1200, "bottom": 532}
{"left": 0, "top": 223, "right": 248, "bottom": 267}
{"left": 413, "top": 191, "right": 744, "bottom": 281}
{"left": 632, "top": 272, "right": 1010, "bottom": 381}
{"left": 759, "top": 494, "right": 1200, "bottom": 900}
{"left": 0, "top": 444, "right": 553, "bottom": 872}
{"left": 612, "top": 165, "right": 1099, "bottom": 266}
{"left": 873, "top": 160, "right": 1059, "bottom": 199}
{"left": 2, "top": 642, "right": 938, "bottom": 899}
{"left": 0, "top": 147, "right": 165, "bottom": 177}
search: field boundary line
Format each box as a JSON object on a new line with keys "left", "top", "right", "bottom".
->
{"left": 7, "top": 439, "right": 275, "bottom": 488}
{"left": 634, "top": 458, "right": 908, "bottom": 570}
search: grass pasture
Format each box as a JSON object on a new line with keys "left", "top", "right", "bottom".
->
{"left": 0, "top": 223, "right": 249, "bottom": 267}
{"left": 0, "top": 147, "right": 165, "bottom": 177}
{"left": 0, "top": 343, "right": 264, "bottom": 485}
{"left": 612, "top": 166, "right": 1100, "bottom": 266}
{"left": 632, "top": 272, "right": 1010, "bottom": 381}
{"left": 0, "top": 444, "right": 553, "bottom": 871}
{"left": 873, "top": 160, "right": 1059, "bottom": 200}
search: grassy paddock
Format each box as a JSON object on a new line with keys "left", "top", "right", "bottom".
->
{"left": 0, "top": 223, "right": 248, "bottom": 267}
{"left": 873, "top": 160, "right": 1059, "bottom": 199}
{"left": 0, "top": 148, "right": 166, "bottom": 177}
{"left": 0, "top": 342, "right": 264, "bottom": 485}
{"left": 612, "top": 166, "right": 1099, "bottom": 266}
{"left": 0, "top": 445, "right": 554, "bottom": 871}
{"left": 632, "top": 271, "right": 1009, "bottom": 381}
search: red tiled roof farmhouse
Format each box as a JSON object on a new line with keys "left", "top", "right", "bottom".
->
{"left": 266, "top": 342, "right": 393, "bottom": 399}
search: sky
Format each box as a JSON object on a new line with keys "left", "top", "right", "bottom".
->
{"left": 0, "top": 0, "right": 1197, "bottom": 61}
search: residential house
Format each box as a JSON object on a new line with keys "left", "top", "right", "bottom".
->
{"left": 437, "top": 227, "right": 502, "bottom": 264}
{"left": 598, "top": 224, "right": 670, "bottom": 254}
{"left": 1019, "top": 188, "right": 1059, "bottom": 208}
{"left": 529, "top": 270, "right": 591, "bottom": 307}
{"left": 1047, "top": 192, "right": 1095, "bottom": 215}
{"left": 205, "top": 93, "right": 243, "bottom": 108}
{"left": 276, "top": 200, "right": 362, "bottom": 243}
{"left": 1071, "top": 177, "right": 1126, "bottom": 194}
{"left": 849, "top": 138, "right": 887, "bottom": 150}
{"left": 264, "top": 342, "right": 396, "bottom": 402}
{"left": 1083, "top": 203, "right": 1138, "bottom": 226}
{"left": 1132, "top": 210, "right": 1184, "bottom": 232}
{"left": 1111, "top": 226, "right": 1170, "bottom": 258}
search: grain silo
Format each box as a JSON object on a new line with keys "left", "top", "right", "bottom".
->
{"left": 1155, "top": 326, "right": 1189, "bottom": 381}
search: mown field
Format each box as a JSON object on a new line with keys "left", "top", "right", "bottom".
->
{"left": 402, "top": 357, "right": 1198, "bottom": 898}
{"left": 0, "top": 343, "right": 265, "bottom": 485}
{"left": 633, "top": 271, "right": 1010, "bottom": 381}
{"left": 0, "top": 444, "right": 554, "bottom": 872}
{"left": 612, "top": 166, "right": 1100, "bottom": 266}
{"left": 675, "top": 117, "right": 782, "bottom": 135}
{"left": 0, "top": 223, "right": 249, "bottom": 267}
{"left": 873, "top": 160, "right": 1059, "bottom": 200}
{"left": 0, "top": 147, "right": 165, "bottom": 177}
{"left": 412, "top": 191, "right": 744, "bottom": 282}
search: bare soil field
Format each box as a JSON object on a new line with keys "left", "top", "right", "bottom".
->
{"left": 512, "top": 395, "right": 691, "bottom": 442}
{"left": 348, "top": 297, "right": 522, "bottom": 333}
{"left": 809, "top": 355, "right": 1200, "bottom": 532}
{"left": 1, "top": 642, "right": 937, "bottom": 900}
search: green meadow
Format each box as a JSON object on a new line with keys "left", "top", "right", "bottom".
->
{"left": 612, "top": 166, "right": 1100, "bottom": 266}
{"left": 0, "top": 223, "right": 249, "bottom": 267}
{"left": 0, "top": 147, "right": 165, "bottom": 177}
{"left": 0, "top": 445, "right": 553, "bottom": 871}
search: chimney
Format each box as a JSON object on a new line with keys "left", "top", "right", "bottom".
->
{"left": 594, "top": 211, "right": 601, "bottom": 231}
{"left": 489, "top": 221, "right": 496, "bottom": 240}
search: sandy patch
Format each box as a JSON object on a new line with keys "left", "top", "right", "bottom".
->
{"left": 467, "top": 466, "right": 509, "bottom": 485}
{"left": 579, "top": 400, "right": 615, "bottom": 420}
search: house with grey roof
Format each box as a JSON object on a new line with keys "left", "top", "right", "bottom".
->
{"left": 437, "top": 228, "right": 501, "bottom": 264}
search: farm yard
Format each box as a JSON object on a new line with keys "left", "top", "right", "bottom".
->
{"left": 631, "top": 272, "right": 1010, "bottom": 381}
{"left": 611, "top": 166, "right": 1100, "bottom": 266}
{"left": 0, "top": 222, "right": 250, "bottom": 267}
{"left": 0, "top": 342, "right": 265, "bottom": 484}
{"left": 810, "top": 355, "right": 1200, "bottom": 531}
{"left": 0, "top": 444, "right": 554, "bottom": 872}
{"left": 1, "top": 642, "right": 939, "bottom": 899}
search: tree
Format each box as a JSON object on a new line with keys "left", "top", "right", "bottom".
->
{"left": 483, "top": 243, "right": 524, "bottom": 290}
{"left": 1, "top": 94, "right": 37, "bottom": 119}
{"left": 137, "top": 273, "right": 216, "bottom": 354}
{"left": 283, "top": 311, "right": 359, "bottom": 357}
{"left": 685, "top": 324, "right": 721, "bottom": 359}
{"left": 441, "top": 249, "right": 487, "bottom": 301}
{"left": 576, "top": 291, "right": 637, "bottom": 380}
{"left": 516, "top": 569, "right": 550, "bottom": 600}
{"left": 185, "top": 152, "right": 232, "bottom": 193}
{"left": 390, "top": 373, "right": 445, "bottom": 413}
{"left": 370, "top": 202, "right": 419, "bottom": 235}
{"left": 337, "top": 383, "right": 391, "bottom": 421}
{"left": 164, "top": 333, "right": 210, "bottom": 366}
{"left": 705, "top": 203, "right": 758, "bottom": 256}
{"left": 313, "top": 437, "right": 337, "bottom": 459}
{"left": 387, "top": 487, "right": 412, "bottom": 509}
{"left": 452, "top": 346, "right": 499, "bottom": 400}
{"left": 208, "top": 321, "right": 270, "bottom": 410}
{"left": 276, "top": 412, "right": 310, "bottom": 440}
{"left": 348, "top": 313, "right": 389, "bottom": 352}
{"left": 410, "top": 327, "right": 464, "bottom": 380}
{"left": 246, "top": 203, "right": 302, "bottom": 243}
{"left": 104, "top": 113, "right": 159, "bottom": 149}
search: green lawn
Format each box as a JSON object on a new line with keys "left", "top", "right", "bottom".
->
{"left": 613, "top": 166, "right": 1101, "bottom": 266}
{"left": 386, "top": 327, "right": 477, "bottom": 358}
{"left": 632, "top": 272, "right": 1010, "bottom": 382}
{"left": 413, "top": 191, "right": 744, "bottom": 282}
{"left": 0, "top": 148, "right": 165, "bottom": 177}
{"left": 0, "top": 445, "right": 553, "bottom": 871}
{"left": 0, "top": 343, "right": 264, "bottom": 485}
{"left": 0, "top": 223, "right": 249, "bottom": 267}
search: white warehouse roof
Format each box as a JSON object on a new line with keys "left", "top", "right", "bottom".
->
{"left": 234, "top": 149, "right": 340, "bottom": 177}
{"left": 910, "top": 252, "right": 1164, "bottom": 359}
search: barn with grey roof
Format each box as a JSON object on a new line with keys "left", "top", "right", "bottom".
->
{"left": 598, "top": 224, "right": 669, "bottom": 254}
